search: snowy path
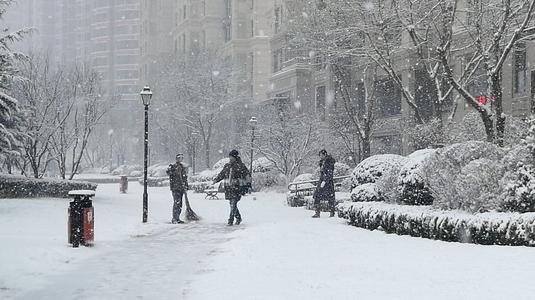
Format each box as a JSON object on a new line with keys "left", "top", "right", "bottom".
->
{"left": 2, "top": 183, "right": 535, "bottom": 299}
{"left": 19, "top": 223, "right": 243, "bottom": 300}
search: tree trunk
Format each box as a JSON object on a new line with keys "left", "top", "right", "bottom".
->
{"left": 492, "top": 72, "right": 505, "bottom": 147}
{"left": 204, "top": 141, "right": 211, "bottom": 169}
{"left": 361, "top": 137, "right": 371, "bottom": 160}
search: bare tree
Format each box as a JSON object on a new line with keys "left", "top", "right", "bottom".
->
{"left": 50, "top": 64, "right": 108, "bottom": 179}
{"left": 256, "top": 101, "right": 318, "bottom": 181}
{"left": 436, "top": 0, "right": 535, "bottom": 145}
{"left": 153, "top": 50, "right": 241, "bottom": 169}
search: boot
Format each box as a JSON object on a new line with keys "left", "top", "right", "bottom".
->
{"left": 227, "top": 219, "right": 234, "bottom": 226}
{"left": 311, "top": 207, "right": 320, "bottom": 218}
{"left": 329, "top": 210, "right": 335, "bottom": 218}
{"left": 172, "top": 219, "right": 184, "bottom": 224}
{"left": 235, "top": 217, "right": 242, "bottom": 225}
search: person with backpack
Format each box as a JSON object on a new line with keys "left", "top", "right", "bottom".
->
{"left": 312, "top": 149, "right": 336, "bottom": 218}
{"left": 167, "top": 153, "right": 189, "bottom": 224}
{"left": 213, "top": 150, "right": 251, "bottom": 226}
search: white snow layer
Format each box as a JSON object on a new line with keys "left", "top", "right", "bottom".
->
{"left": 1, "top": 183, "right": 535, "bottom": 299}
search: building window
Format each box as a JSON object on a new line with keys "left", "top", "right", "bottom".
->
{"left": 224, "top": 0, "right": 232, "bottom": 42}
{"left": 273, "top": 48, "right": 284, "bottom": 73}
{"left": 375, "top": 78, "right": 401, "bottom": 117}
{"left": 316, "top": 86, "right": 326, "bottom": 120}
{"left": 183, "top": 5, "right": 187, "bottom": 19}
{"left": 274, "top": 6, "right": 282, "bottom": 34}
{"left": 513, "top": 44, "right": 527, "bottom": 96}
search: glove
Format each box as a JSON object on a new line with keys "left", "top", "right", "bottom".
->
{"left": 320, "top": 181, "right": 325, "bottom": 188}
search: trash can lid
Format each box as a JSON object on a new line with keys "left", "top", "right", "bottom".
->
{"left": 68, "top": 190, "right": 96, "bottom": 197}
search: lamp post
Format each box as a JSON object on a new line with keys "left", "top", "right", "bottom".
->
{"left": 140, "top": 86, "right": 153, "bottom": 223}
{"left": 249, "top": 117, "right": 257, "bottom": 186}
{"left": 191, "top": 131, "right": 198, "bottom": 175}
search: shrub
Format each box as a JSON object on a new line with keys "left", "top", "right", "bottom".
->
{"left": 252, "top": 171, "right": 286, "bottom": 191}
{"left": 350, "top": 183, "right": 382, "bottom": 202}
{"left": 351, "top": 154, "right": 408, "bottom": 187}
{"left": 423, "top": 141, "right": 506, "bottom": 213}
{"left": 337, "top": 201, "right": 535, "bottom": 246}
{"left": 501, "top": 165, "right": 535, "bottom": 213}
{"left": 0, "top": 175, "right": 97, "bottom": 198}
{"left": 398, "top": 149, "right": 436, "bottom": 205}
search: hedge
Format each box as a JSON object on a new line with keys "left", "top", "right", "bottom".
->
{"left": 337, "top": 201, "right": 535, "bottom": 247}
{"left": 0, "top": 175, "right": 97, "bottom": 198}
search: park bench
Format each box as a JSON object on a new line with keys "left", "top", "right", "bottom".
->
{"left": 287, "top": 176, "right": 350, "bottom": 207}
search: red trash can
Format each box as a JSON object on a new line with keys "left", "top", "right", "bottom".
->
{"left": 68, "top": 191, "right": 95, "bottom": 247}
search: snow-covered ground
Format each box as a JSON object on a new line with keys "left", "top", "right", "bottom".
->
{"left": 1, "top": 183, "right": 535, "bottom": 299}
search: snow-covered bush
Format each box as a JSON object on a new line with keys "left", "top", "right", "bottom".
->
{"left": 351, "top": 154, "right": 408, "bottom": 187}
{"left": 448, "top": 159, "right": 505, "bottom": 212}
{"left": 252, "top": 171, "right": 286, "bottom": 191}
{"left": 148, "top": 162, "right": 172, "bottom": 177}
{"left": 350, "top": 183, "right": 382, "bottom": 202}
{"left": 0, "top": 175, "right": 97, "bottom": 198}
{"left": 212, "top": 158, "right": 229, "bottom": 170}
{"left": 501, "top": 165, "right": 535, "bottom": 213}
{"left": 111, "top": 164, "right": 142, "bottom": 176}
{"left": 337, "top": 201, "right": 535, "bottom": 246}
{"left": 423, "top": 141, "right": 506, "bottom": 213}
{"left": 500, "top": 119, "right": 535, "bottom": 212}
{"left": 398, "top": 149, "right": 436, "bottom": 205}
{"left": 190, "top": 169, "right": 220, "bottom": 183}
{"left": 501, "top": 144, "right": 531, "bottom": 171}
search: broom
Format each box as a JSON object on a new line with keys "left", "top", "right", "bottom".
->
{"left": 184, "top": 191, "right": 201, "bottom": 221}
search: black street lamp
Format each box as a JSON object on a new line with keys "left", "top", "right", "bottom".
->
{"left": 140, "top": 86, "right": 153, "bottom": 223}
{"left": 191, "top": 131, "right": 198, "bottom": 175}
{"left": 249, "top": 117, "right": 257, "bottom": 188}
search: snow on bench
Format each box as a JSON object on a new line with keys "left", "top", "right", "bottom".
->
{"left": 68, "top": 190, "right": 96, "bottom": 200}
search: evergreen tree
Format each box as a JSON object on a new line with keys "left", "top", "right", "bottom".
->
{"left": 0, "top": 0, "right": 29, "bottom": 159}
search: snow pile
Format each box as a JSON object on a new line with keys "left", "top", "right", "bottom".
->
{"left": 0, "top": 174, "right": 97, "bottom": 198}
{"left": 398, "top": 149, "right": 436, "bottom": 205}
{"left": 338, "top": 201, "right": 535, "bottom": 246}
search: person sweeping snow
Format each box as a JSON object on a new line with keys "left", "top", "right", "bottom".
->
{"left": 213, "top": 150, "right": 251, "bottom": 226}
{"left": 167, "top": 153, "right": 200, "bottom": 223}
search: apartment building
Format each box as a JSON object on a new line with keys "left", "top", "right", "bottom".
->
{"left": 172, "top": 0, "right": 273, "bottom": 105}
{"left": 267, "top": 0, "right": 535, "bottom": 159}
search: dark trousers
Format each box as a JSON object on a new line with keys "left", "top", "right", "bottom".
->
{"left": 228, "top": 197, "right": 242, "bottom": 223}
{"left": 172, "top": 190, "right": 184, "bottom": 221}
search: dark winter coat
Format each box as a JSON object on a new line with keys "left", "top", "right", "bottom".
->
{"left": 213, "top": 158, "right": 251, "bottom": 200}
{"left": 167, "top": 162, "right": 188, "bottom": 192}
{"left": 314, "top": 155, "right": 335, "bottom": 202}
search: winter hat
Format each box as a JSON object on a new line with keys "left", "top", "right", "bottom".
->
{"left": 319, "top": 149, "right": 327, "bottom": 156}
{"left": 229, "top": 150, "right": 239, "bottom": 158}
{"left": 176, "top": 153, "right": 184, "bottom": 158}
